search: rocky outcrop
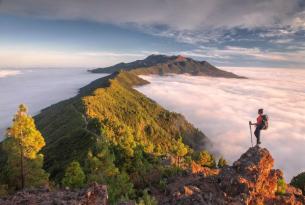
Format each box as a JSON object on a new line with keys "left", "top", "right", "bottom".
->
{"left": 0, "top": 183, "right": 107, "bottom": 205}
{"left": 1, "top": 147, "right": 304, "bottom": 205}
{"left": 158, "top": 146, "right": 305, "bottom": 205}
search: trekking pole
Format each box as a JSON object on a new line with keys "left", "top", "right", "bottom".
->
{"left": 249, "top": 121, "right": 253, "bottom": 147}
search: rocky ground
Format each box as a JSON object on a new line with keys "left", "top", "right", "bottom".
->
{"left": 157, "top": 146, "right": 305, "bottom": 205}
{"left": 1, "top": 146, "right": 304, "bottom": 205}
{"left": 0, "top": 183, "right": 107, "bottom": 205}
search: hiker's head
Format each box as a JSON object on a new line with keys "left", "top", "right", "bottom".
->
{"left": 258, "top": 108, "right": 263, "bottom": 115}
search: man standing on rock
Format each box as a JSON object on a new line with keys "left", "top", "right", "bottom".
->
{"left": 249, "top": 108, "right": 265, "bottom": 145}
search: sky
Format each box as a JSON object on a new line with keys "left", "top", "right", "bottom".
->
{"left": 136, "top": 67, "right": 305, "bottom": 181}
{"left": 0, "top": 0, "right": 305, "bottom": 68}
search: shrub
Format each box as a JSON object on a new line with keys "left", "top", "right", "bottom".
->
{"left": 0, "top": 184, "right": 8, "bottom": 197}
{"left": 217, "top": 156, "right": 227, "bottom": 168}
{"left": 61, "top": 161, "right": 85, "bottom": 188}
{"left": 158, "top": 178, "right": 167, "bottom": 192}
{"left": 107, "top": 171, "right": 135, "bottom": 205}
{"left": 136, "top": 189, "right": 158, "bottom": 205}
{"left": 291, "top": 172, "right": 305, "bottom": 195}
{"left": 194, "top": 151, "right": 216, "bottom": 168}
{"left": 276, "top": 178, "right": 286, "bottom": 195}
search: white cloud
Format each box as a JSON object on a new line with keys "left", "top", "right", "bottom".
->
{"left": 179, "top": 46, "right": 305, "bottom": 65}
{"left": 0, "top": 68, "right": 107, "bottom": 139}
{"left": 0, "top": 70, "right": 22, "bottom": 78}
{"left": 136, "top": 67, "right": 305, "bottom": 181}
{"left": 0, "top": 0, "right": 303, "bottom": 31}
{"left": 291, "top": 11, "right": 305, "bottom": 31}
{"left": 0, "top": 49, "right": 147, "bottom": 68}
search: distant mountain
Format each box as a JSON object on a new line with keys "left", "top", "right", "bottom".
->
{"left": 90, "top": 54, "right": 245, "bottom": 78}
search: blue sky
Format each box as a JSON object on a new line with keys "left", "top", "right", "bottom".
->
{"left": 0, "top": 0, "right": 305, "bottom": 68}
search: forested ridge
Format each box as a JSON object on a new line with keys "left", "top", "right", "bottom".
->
{"left": 0, "top": 68, "right": 216, "bottom": 204}
{"left": 0, "top": 55, "right": 252, "bottom": 204}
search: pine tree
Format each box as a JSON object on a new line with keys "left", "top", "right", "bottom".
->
{"left": 197, "top": 151, "right": 216, "bottom": 168}
{"left": 61, "top": 161, "right": 85, "bottom": 188}
{"left": 86, "top": 139, "right": 119, "bottom": 184}
{"left": 86, "top": 139, "right": 134, "bottom": 204}
{"left": 137, "top": 189, "right": 158, "bottom": 205}
{"left": 173, "top": 137, "right": 188, "bottom": 167}
{"left": 4, "top": 104, "right": 48, "bottom": 190}
{"left": 107, "top": 171, "right": 134, "bottom": 205}
{"left": 217, "top": 156, "right": 227, "bottom": 168}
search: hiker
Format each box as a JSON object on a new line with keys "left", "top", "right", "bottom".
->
{"left": 249, "top": 108, "right": 266, "bottom": 145}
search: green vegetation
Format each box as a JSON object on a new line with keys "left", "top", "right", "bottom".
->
{"left": 61, "top": 161, "right": 85, "bottom": 188}
{"left": 194, "top": 150, "right": 216, "bottom": 168}
{"left": 136, "top": 189, "right": 158, "bottom": 205}
{"left": 31, "top": 71, "right": 210, "bottom": 203}
{"left": 276, "top": 178, "right": 287, "bottom": 195}
{"left": 291, "top": 172, "right": 305, "bottom": 195}
{"left": 0, "top": 105, "right": 49, "bottom": 192}
{"left": 0, "top": 68, "right": 213, "bottom": 204}
{"left": 172, "top": 137, "right": 189, "bottom": 167}
{"left": 217, "top": 156, "right": 227, "bottom": 168}
{"left": 0, "top": 55, "right": 250, "bottom": 204}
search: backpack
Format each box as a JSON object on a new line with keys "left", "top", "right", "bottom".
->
{"left": 262, "top": 115, "right": 269, "bottom": 130}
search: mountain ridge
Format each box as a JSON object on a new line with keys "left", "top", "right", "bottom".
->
{"left": 33, "top": 55, "right": 243, "bottom": 184}
{"left": 34, "top": 71, "right": 211, "bottom": 182}
{"left": 90, "top": 54, "right": 245, "bottom": 79}
{"left": 0, "top": 55, "right": 249, "bottom": 204}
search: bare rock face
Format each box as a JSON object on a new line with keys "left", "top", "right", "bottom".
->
{"left": 158, "top": 146, "right": 305, "bottom": 205}
{"left": 0, "top": 183, "right": 107, "bottom": 205}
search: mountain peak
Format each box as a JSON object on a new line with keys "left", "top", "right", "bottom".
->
{"left": 90, "top": 54, "right": 244, "bottom": 78}
{"left": 175, "top": 55, "right": 187, "bottom": 62}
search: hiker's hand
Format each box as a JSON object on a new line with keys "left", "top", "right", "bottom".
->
{"left": 249, "top": 121, "right": 252, "bottom": 125}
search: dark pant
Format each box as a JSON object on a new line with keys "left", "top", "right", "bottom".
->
{"left": 254, "top": 125, "right": 263, "bottom": 144}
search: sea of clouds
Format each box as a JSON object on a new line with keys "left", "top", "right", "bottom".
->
{"left": 136, "top": 67, "right": 305, "bottom": 181}
{"left": 0, "top": 70, "right": 22, "bottom": 78}
{"left": 0, "top": 68, "right": 106, "bottom": 140}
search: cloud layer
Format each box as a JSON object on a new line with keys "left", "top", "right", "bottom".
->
{"left": 0, "top": 48, "right": 147, "bottom": 68}
{"left": 0, "top": 68, "right": 106, "bottom": 139}
{"left": 0, "top": 0, "right": 303, "bottom": 30}
{"left": 136, "top": 68, "right": 305, "bottom": 181}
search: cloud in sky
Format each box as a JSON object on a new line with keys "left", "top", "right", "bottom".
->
{"left": 178, "top": 46, "right": 305, "bottom": 67}
{"left": 1, "top": 0, "right": 305, "bottom": 46}
{"left": 0, "top": 0, "right": 303, "bottom": 30}
{"left": 136, "top": 68, "right": 305, "bottom": 181}
{"left": 0, "top": 0, "right": 304, "bottom": 68}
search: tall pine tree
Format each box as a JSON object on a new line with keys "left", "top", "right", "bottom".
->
{"left": 4, "top": 104, "right": 48, "bottom": 190}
